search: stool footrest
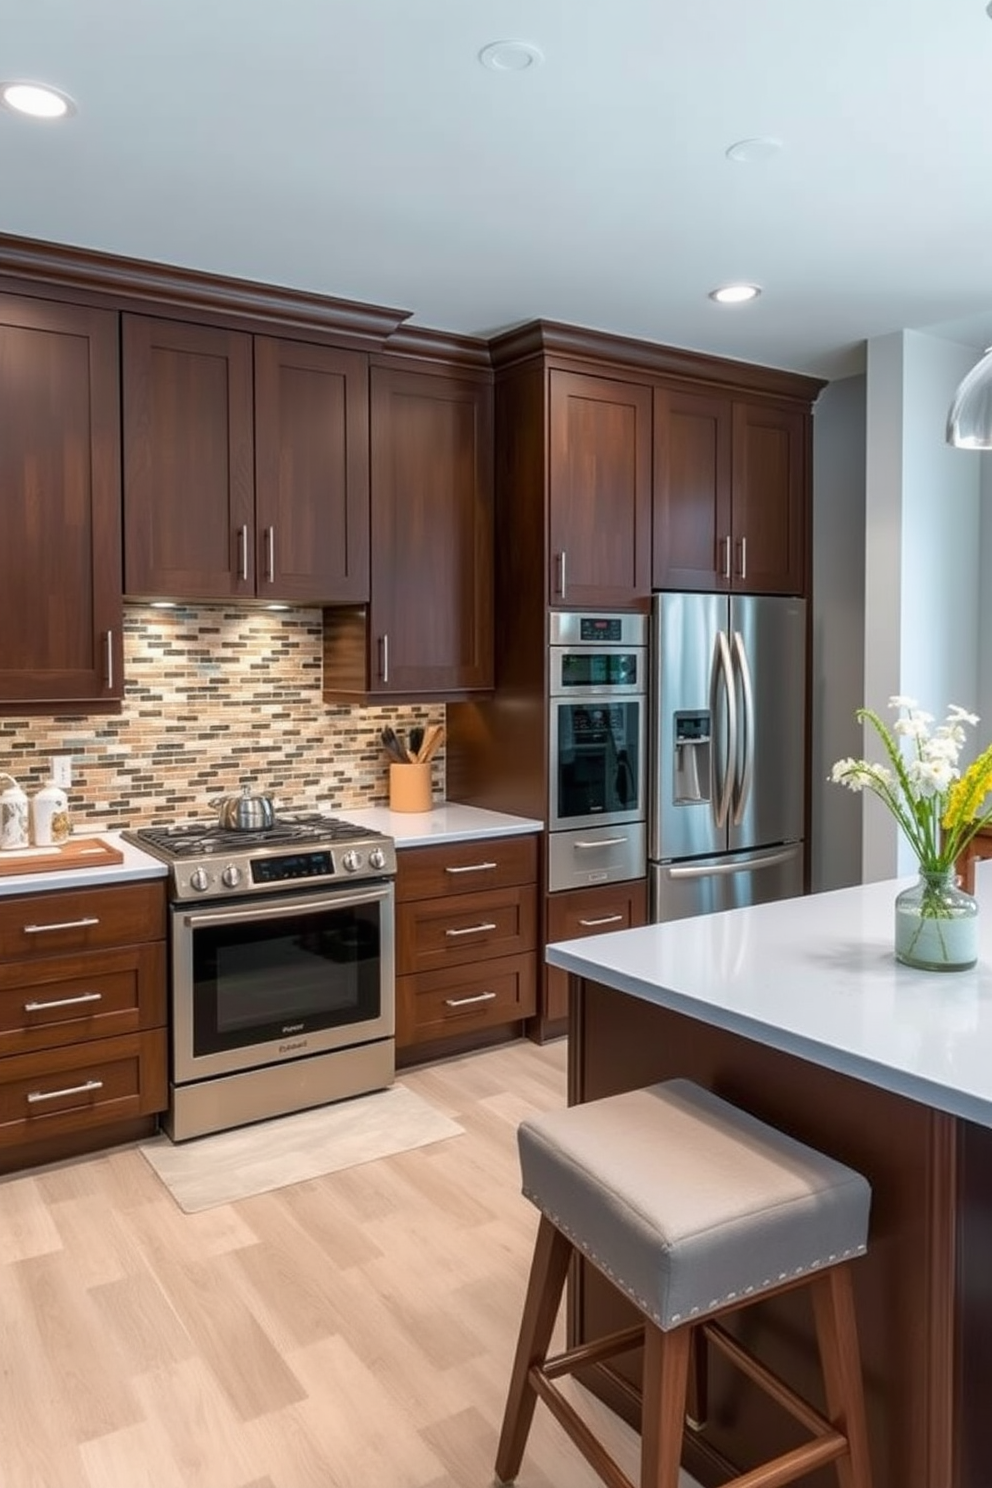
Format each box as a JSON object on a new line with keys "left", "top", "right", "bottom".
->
{"left": 529, "top": 1365, "right": 637, "bottom": 1488}
{"left": 703, "top": 1319, "right": 837, "bottom": 1440}
{"left": 543, "top": 1323, "right": 646, "bottom": 1380}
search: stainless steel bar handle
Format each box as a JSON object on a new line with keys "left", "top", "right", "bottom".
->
{"left": 23, "top": 916, "right": 100, "bottom": 934}
{"left": 444, "top": 990, "right": 497, "bottom": 1008}
{"left": 444, "top": 862, "right": 498, "bottom": 875}
{"left": 711, "top": 630, "right": 737, "bottom": 829}
{"left": 105, "top": 631, "right": 114, "bottom": 691}
{"left": 24, "top": 991, "right": 102, "bottom": 1012}
{"left": 444, "top": 922, "right": 497, "bottom": 938}
{"left": 265, "top": 526, "right": 275, "bottom": 583}
{"left": 721, "top": 536, "right": 732, "bottom": 581}
{"left": 28, "top": 1079, "right": 103, "bottom": 1105}
{"left": 666, "top": 846, "right": 800, "bottom": 880}
{"left": 578, "top": 914, "right": 624, "bottom": 928}
{"left": 737, "top": 536, "right": 747, "bottom": 581}
{"left": 556, "top": 551, "right": 567, "bottom": 598}
{"left": 238, "top": 524, "right": 249, "bottom": 581}
{"left": 732, "top": 630, "right": 755, "bottom": 826}
{"left": 183, "top": 883, "right": 390, "bottom": 930}
{"left": 381, "top": 634, "right": 389, "bottom": 684}
{"left": 574, "top": 837, "right": 628, "bottom": 850}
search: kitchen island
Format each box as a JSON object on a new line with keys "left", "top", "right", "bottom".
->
{"left": 547, "top": 877, "right": 992, "bottom": 1488}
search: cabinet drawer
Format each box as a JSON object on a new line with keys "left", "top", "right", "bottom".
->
{"left": 0, "top": 942, "right": 166, "bottom": 1056}
{"left": 0, "top": 881, "right": 166, "bottom": 961}
{"left": 397, "top": 953, "right": 536, "bottom": 1046}
{"left": 395, "top": 834, "right": 537, "bottom": 903}
{"left": 0, "top": 1028, "right": 168, "bottom": 1148}
{"left": 546, "top": 879, "right": 648, "bottom": 944}
{"left": 397, "top": 884, "right": 537, "bottom": 974}
{"left": 545, "top": 879, "right": 648, "bottom": 1025}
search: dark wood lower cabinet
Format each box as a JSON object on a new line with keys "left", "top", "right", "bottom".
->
{"left": 0, "top": 880, "right": 168, "bottom": 1171}
{"left": 568, "top": 978, "right": 986, "bottom": 1488}
{"left": 541, "top": 878, "right": 648, "bottom": 1032}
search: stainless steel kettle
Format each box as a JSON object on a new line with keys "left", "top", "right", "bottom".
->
{"left": 210, "top": 785, "right": 276, "bottom": 831}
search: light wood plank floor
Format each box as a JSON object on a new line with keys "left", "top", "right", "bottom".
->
{"left": 0, "top": 1039, "right": 698, "bottom": 1488}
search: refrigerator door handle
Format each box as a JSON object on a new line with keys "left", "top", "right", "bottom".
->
{"left": 666, "top": 845, "right": 801, "bottom": 880}
{"left": 711, "top": 629, "right": 736, "bottom": 829}
{"left": 732, "top": 629, "right": 755, "bottom": 825}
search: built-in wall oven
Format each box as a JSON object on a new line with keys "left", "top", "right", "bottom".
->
{"left": 548, "top": 611, "right": 648, "bottom": 892}
{"left": 124, "top": 815, "right": 396, "bottom": 1141}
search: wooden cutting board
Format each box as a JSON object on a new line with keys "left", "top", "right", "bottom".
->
{"left": 0, "top": 837, "right": 125, "bottom": 877}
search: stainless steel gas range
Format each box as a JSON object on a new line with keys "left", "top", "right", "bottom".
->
{"left": 124, "top": 814, "right": 397, "bottom": 1141}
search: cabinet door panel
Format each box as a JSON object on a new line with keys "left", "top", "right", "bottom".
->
{"left": 254, "top": 338, "right": 369, "bottom": 602}
{"left": 548, "top": 371, "right": 652, "bottom": 608}
{"left": 653, "top": 386, "right": 732, "bottom": 592}
{"left": 123, "top": 315, "right": 254, "bottom": 599}
{"left": 368, "top": 367, "right": 493, "bottom": 694}
{"left": 731, "top": 401, "right": 806, "bottom": 595}
{"left": 0, "top": 296, "right": 122, "bottom": 707}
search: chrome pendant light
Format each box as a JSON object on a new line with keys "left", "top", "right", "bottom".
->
{"left": 946, "top": 346, "right": 992, "bottom": 447}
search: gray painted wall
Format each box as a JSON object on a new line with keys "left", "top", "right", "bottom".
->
{"left": 811, "top": 374, "right": 866, "bottom": 891}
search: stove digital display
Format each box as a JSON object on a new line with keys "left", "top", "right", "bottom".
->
{"left": 251, "top": 850, "right": 335, "bottom": 884}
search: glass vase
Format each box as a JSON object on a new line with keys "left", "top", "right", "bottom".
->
{"left": 894, "top": 869, "right": 979, "bottom": 972}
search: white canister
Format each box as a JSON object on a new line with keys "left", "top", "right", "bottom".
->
{"left": 31, "top": 781, "right": 71, "bottom": 847}
{"left": 0, "top": 773, "right": 29, "bottom": 850}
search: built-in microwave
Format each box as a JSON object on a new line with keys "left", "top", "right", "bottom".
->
{"left": 547, "top": 612, "right": 648, "bottom": 889}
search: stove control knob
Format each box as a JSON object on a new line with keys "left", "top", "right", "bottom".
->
{"left": 369, "top": 848, "right": 386, "bottom": 871}
{"left": 189, "top": 867, "right": 210, "bottom": 893}
{"left": 342, "top": 850, "right": 362, "bottom": 873}
{"left": 222, "top": 864, "right": 242, "bottom": 888}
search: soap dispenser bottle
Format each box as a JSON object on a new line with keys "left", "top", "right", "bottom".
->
{"left": 0, "top": 773, "right": 29, "bottom": 850}
{"left": 31, "top": 780, "right": 71, "bottom": 847}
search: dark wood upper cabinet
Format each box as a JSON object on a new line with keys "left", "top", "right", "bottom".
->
{"left": 123, "top": 315, "right": 369, "bottom": 604}
{"left": 653, "top": 386, "right": 808, "bottom": 595}
{"left": 323, "top": 363, "right": 494, "bottom": 699}
{"left": 253, "top": 337, "right": 369, "bottom": 603}
{"left": 0, "top": 294, "right": 123, "bottom": 711}
{"left": 548, "top": 370, "right": 653, "bottom": 608}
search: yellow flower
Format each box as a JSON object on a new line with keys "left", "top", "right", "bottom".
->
{"left": 943, "top": 741, "right": 992, "bottom": 833}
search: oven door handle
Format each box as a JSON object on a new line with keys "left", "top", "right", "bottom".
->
{"left": 181, "top": 884, "right": 390, "bottom": 929}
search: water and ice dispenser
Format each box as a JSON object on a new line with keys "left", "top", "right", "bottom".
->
{"left": 673, "top": 711, "right": 710, "bottom": 804}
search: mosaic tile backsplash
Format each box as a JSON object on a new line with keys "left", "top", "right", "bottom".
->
{"left": 0, "top": 607, "right": 444, "bottom": 829}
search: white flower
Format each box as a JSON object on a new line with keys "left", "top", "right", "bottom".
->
{"left": 830, "top": 759, "right": 892, "bottom": 793}
{"left": 888, "top": 695, "right": 918, "bottom": 710}
{"left": 907, "top": 757, "right": 956, "bottom": 796}
{"left": 948, "top": 705, "right": 980, "bottom": 726}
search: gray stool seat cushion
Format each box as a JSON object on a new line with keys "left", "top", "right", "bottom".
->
{"left": 518, "top": 1079, "right": 871, "bottom": 1330}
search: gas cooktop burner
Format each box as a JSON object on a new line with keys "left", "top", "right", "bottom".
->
{"left": 123, "top": 813, "right": 396, "bottom": 901}
{"left": 134, "top": 814, "right": 374, "bottom": 856}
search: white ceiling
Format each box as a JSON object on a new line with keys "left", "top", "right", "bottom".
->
{"left": 3, "top": 0, "right": 992, "bottom": 381}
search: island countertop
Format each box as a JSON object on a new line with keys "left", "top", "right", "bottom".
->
{"left": 547, "top": 875, "right": 992, "bottom": 1129}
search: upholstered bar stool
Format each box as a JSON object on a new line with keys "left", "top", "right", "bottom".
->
{"left": 495, "top": 1079, "right": 873, "bottom": 1488}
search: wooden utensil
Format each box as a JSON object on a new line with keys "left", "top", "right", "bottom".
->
{"left": 417, "top": 724, "right": 445, "bottom": 763}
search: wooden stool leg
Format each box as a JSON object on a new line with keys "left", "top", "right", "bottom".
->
{"left": 495, "top": 1215, "right": 574, "bottom": 1485}
{"left": 810, "top": 1266, "right": 874, "bottom": 1488}
{"left": 640, "top": 1322, "right": 691, "bottom": 1488}
{"left": 685, "top": 1324, "right": 708, "bottom": 1429}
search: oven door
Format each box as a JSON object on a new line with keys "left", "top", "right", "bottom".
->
{"left": 171, "top": 882, "right": 395, "bottom": 1083}
{"left": 549, "top": 693, "right": 646, "bottom": 831}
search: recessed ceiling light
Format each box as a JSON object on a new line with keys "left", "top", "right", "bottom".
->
{"left": 478, "top": 40, "right": 544, "bottom": 72}
{"left": 725, "top": 137, "right": 782, "bottom": 164}
{"left": 709, "top": 284, "right": 762, "bottom": 305}
{"left": 0, "top": 81, "right": 76, "bottom": 119}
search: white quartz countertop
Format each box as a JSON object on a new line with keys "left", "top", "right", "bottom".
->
{"left": 0, "top": 832, "right": 167, "bottom": 897}
{"left": 339, "top": 802, "right": 543, "bottom": 847}
{"left": 546, "top": 877, "right": 992, "bottom": 1129}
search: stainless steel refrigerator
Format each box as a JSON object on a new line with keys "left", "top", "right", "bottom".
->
{"left": 650, "top": 591, "right": 806, "bottom": 923}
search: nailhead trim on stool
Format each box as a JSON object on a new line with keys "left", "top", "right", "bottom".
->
{"left": 495, "top": 1078, "right": 874, "bottom": 1488}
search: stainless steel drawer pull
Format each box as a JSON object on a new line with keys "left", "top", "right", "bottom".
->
{"left": 265, "top": 525, "right": 275, "bottom": 583}
{"left": 23, "top": 916, "right": 100, "bottom": 934}
{"left": 24, "top": 992, "right": 103, "bottom": 1013}
{"left": 573, "top": 837, "right": 627, "bottom": 850}
{"left": 238, "top": 524, "right": 249, "bottom": 581}
{"left": 445, "top": 922, "right": 497, "bottom": 937}
{"left": 105, "top": 630, "right": 114, "bottom": 690}
{"left": 444, "top": 991, "right": 497, "bottom": 1008}
{"left": 577, "top": 914, "right": 624, "bottom": 928}
{"left": 27, "top": 1079, "right": 103, "bottom": 1105}
{"left": 444, "top": 861, "right": 498, "bottom": 875}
